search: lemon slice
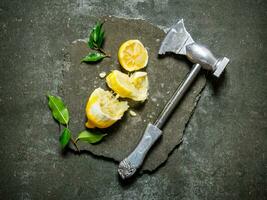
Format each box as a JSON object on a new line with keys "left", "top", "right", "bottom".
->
{"left": 118, "top": 40, "right": 148, "bottom": 71}
{"left": 85, "top": 88, "right": 129, "bottom": 128}
{"left": 106, "top": 70, "right": 149, "bottom": 101}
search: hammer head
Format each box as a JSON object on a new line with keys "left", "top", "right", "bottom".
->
{"left": 159, "top": 19, "right": 229, "bottom": 78}
{"left": 159, "top": 19, "right": 194, "bottom": 55}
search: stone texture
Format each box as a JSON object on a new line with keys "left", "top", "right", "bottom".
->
{"left": 61, "top": 17, "right": 206, "bottom": 171}
{"left": 0, "top": 0, "right": 266, "bottom": 199}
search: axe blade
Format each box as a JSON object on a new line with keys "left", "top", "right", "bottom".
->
{"left": 159, "top": 19, "right": 194, "bottom": 55}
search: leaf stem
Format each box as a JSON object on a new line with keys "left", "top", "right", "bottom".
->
{"left": 71, "top": 137, "right": 80, "bottom": 152}
{"left": 98, "top": 48, "right": 106, "bottom": 54}
{"left": 66, "top": 123, "right": 80, "bottom": 152}
{"left": 94, "top": 47, "right": 111, "bottom": 57}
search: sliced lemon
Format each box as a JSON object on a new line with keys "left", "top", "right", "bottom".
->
{"left": 85, "top": 88, "right": 129, "bottom": 128}
{"left": 106, "top": 70, "right": 149, "bottom": 101}
{"left": 118, "top": 40, "right": 148, "bottom": 72}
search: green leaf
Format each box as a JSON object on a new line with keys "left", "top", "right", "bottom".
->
{"left": 97, "top": 30, "right": 105, "bottom": 48}
{"left": 81, "top": 52, "right": 106, "bottom": 62}
{"left": 76, "top": 130, "right": 107, "bottom": 144}
{"left": 93, "top": 22, "right": 101, "bottom": 42}
{"left": 88, "top": 22, "right": 104, "bottom": 49}
{"left": 59, "top": 128, "right": 71, "bottom": 149}
{"left": 47, "top": 94, "right": 69, "bottom": 125}
{"left": 88, "top": 34, "right": 94, "bottom": 49}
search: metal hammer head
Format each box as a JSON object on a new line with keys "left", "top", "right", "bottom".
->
{"left": 159, "top": 19, "right": 229, "bottom": 77}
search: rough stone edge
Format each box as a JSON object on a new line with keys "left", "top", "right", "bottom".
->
{"left": 59, "top": 17, "right": 207, "bottom": 174}
{"left": 141, "top": 85, "right": 206, "bottom": 174}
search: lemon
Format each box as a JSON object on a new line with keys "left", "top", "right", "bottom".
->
{"left": 106, "top": 70, "right": 149, "bottom": 101}
{"left": 118, "top": 40, "right": 148, "bottom": 72}
{"left": 85, "top": 88, "right": 129, "bottom": 128}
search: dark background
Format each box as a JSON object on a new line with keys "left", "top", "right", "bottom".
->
{"left": 0, "top": 0, "right": 266, "bottom": 199}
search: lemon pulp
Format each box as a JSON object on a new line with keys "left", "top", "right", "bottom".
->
{"left": 118, "top": 40, "right": 148, "bottom": 72}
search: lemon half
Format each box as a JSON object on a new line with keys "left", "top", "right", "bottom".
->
{"left": 106, "top": 70, "right": 149, "bottom": 101}
{"left": 118, "top": 40, "right": 148, "bottom": 72}
{"left": 85, "top": 88, "right": 129, "bottom": 128}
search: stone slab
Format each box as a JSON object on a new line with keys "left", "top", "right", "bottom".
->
{"left": 61, "top": 17, "right": 206, "bottom": 171}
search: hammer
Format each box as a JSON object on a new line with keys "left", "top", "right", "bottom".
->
{"left": 118, "top": 19, "right": 230, "bottom": 179}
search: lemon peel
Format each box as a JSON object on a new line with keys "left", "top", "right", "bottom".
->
{"left": 85, "top": 88, "right": 129, "bottom": 128}
{"left": 106, "top": 70, "right": 149, "bottom": 101}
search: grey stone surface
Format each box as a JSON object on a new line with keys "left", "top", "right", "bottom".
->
{"left": 62, "top": 17, "right": 205, "bottom": 171}
{"left": 0, "top": 0, "right": 266, "bottom": 200}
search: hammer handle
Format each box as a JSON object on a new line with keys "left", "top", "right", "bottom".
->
{"left": 154, "top": 63, "right": 201, "bottom": 129}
